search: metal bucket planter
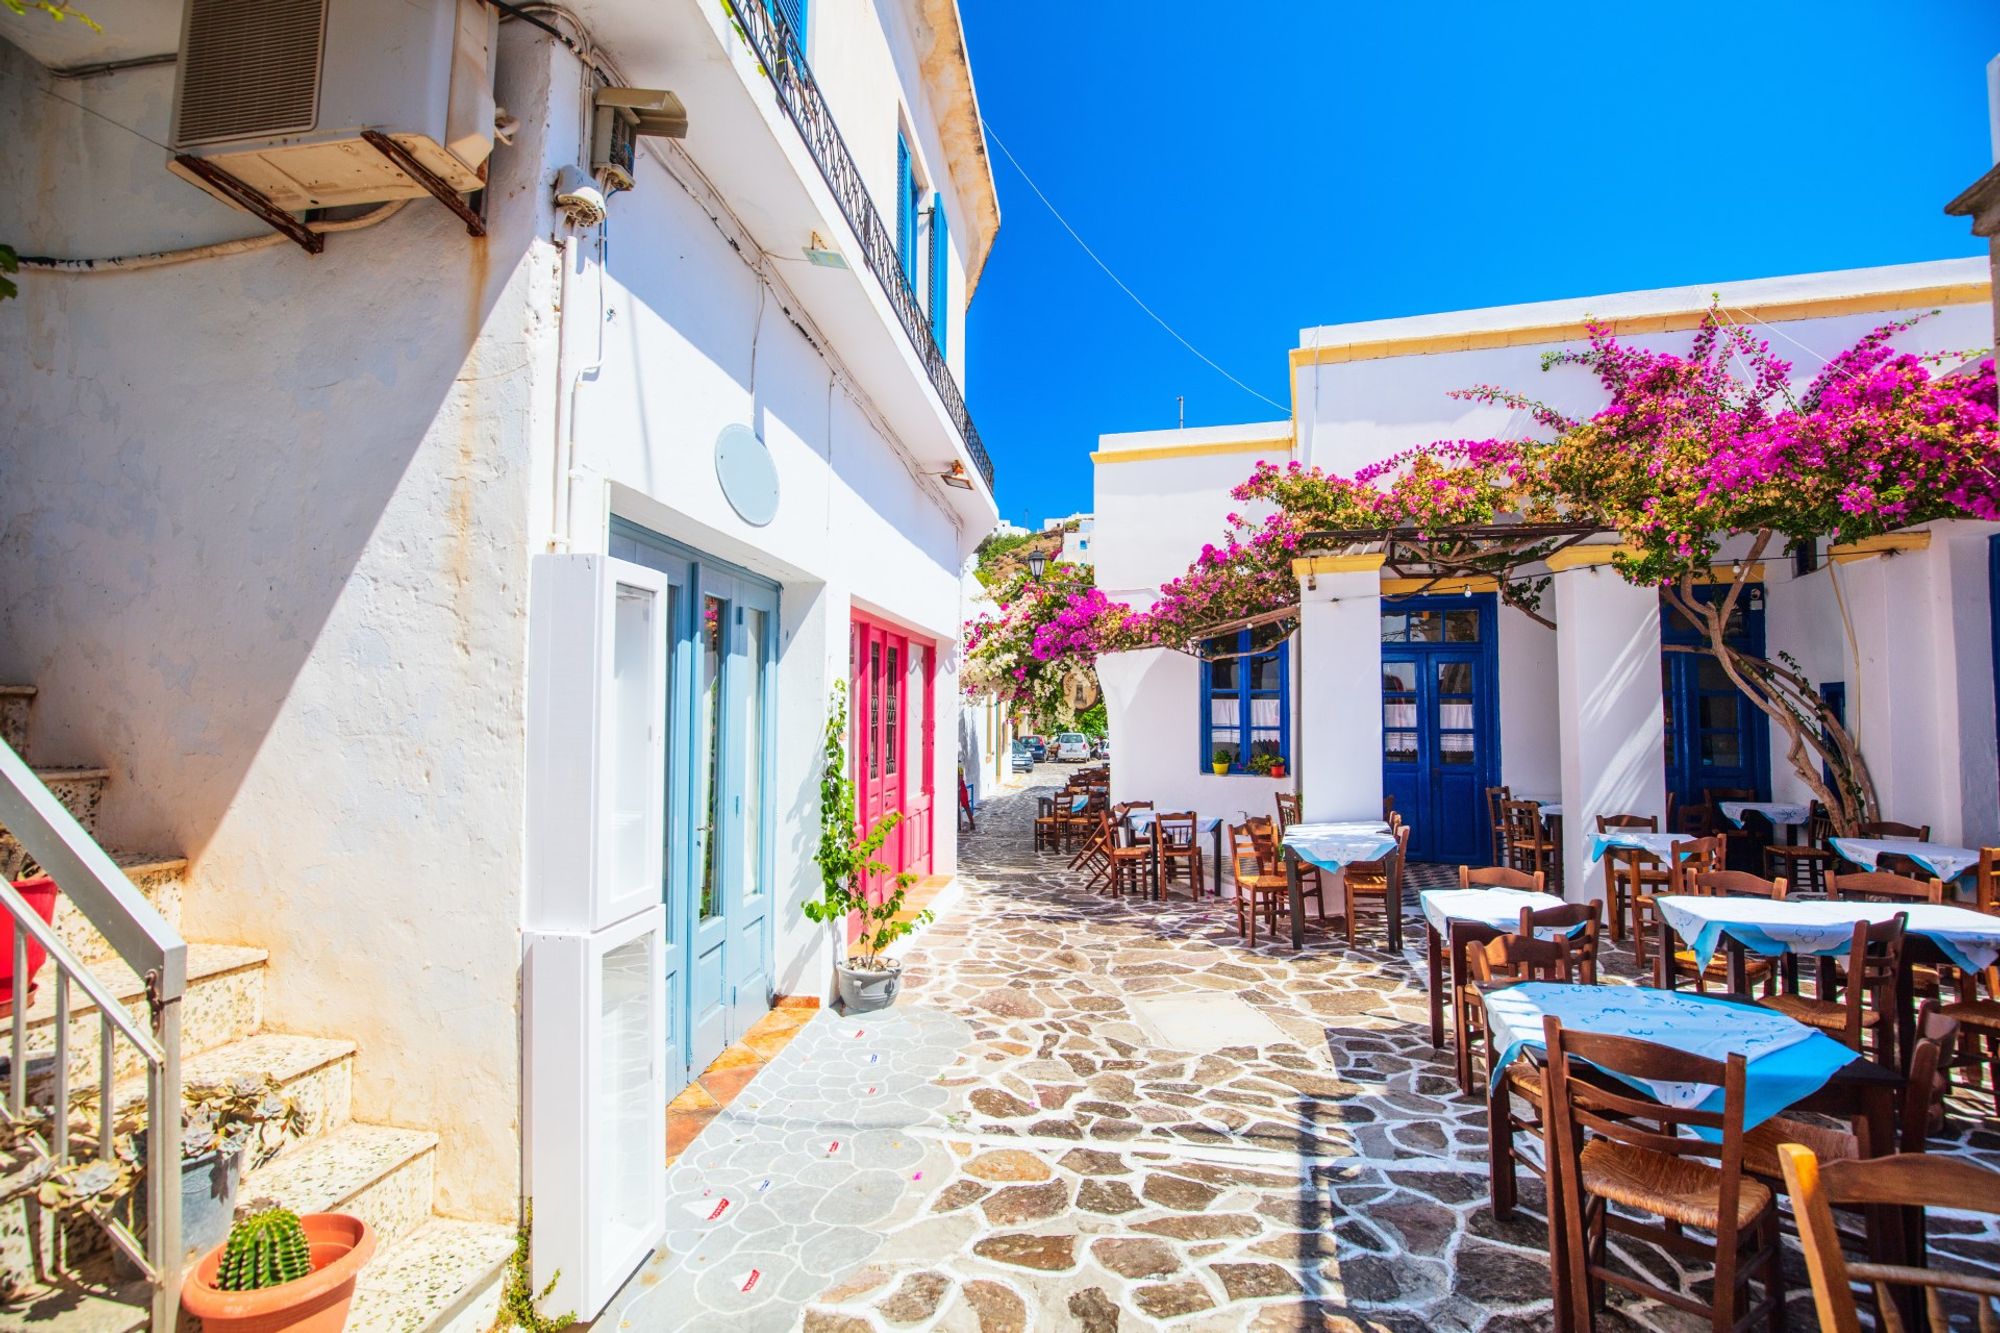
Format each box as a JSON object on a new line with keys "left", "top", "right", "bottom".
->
{"left": 835, "top": 958, "right": 902, "bottom": 1013}
{"left": 120, "top": 1144, "right": 245, "bottom": 1274}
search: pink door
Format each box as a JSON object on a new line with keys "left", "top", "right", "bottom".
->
{"left": 850, "top": 616, "right": 935, "bottom": 932}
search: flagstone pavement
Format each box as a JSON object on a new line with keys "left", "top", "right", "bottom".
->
{"left": 596, "top": 771, "right": 2000, "bottom": 1332}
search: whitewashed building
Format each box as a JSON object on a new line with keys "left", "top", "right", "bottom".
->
{"left": 1095, "top": 260, "right": 1998, "bottom": 889}
{"left": 0, "top": 0, "right": 997, "bottom": 1320}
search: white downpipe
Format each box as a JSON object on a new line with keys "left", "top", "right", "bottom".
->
{"left": 17, "top": 200, "right": 407, "bottom": 275}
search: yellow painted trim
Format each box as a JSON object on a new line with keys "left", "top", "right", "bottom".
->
{"left": 1289, "top": 281, "right": 1993, "bottom": 368}
{"left": 1292, "top": 553, "right": 1386, "bottom": 576}
{"left": 1543, "top": 544, "right": 1634, "bottom": 572}
{"left": 1829, "top": 531, "right": 1932, "bottom": 564}
{"left": 1381, "top": 575, "right": 1499, "bottom": 594}
{"left": 1090, "top": 437, "right": 1293, "bottom": 465}
{"left": 1690, "top": 563, "right": 1766, "bottom": 585}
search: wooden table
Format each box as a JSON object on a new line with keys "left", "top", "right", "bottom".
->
{"left": 1125, "top": 811, "right": 1224, "bottom": 898}
{"left": 1419, "top": 886, "right": 1576, "bottom": 1090}
{"left": 1278, "top": 823, "right": 1397, "bottom": 951}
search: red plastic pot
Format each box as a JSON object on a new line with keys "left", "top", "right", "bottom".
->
{"left": 2, "top": 877, "right": 61, "bottom": 1013}
{"left": 181, "top": 1213, "right": 377, "bottom": 1333}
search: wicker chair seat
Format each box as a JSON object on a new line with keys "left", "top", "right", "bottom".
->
{"left": 1936, "top": 996, "right": 2000, "bottom": 1033}
{"left": 1502, "top": 1061, "right": 1544, "bottom": 1105}
{"left": 1757, "top": 992, "right": 1880, "bottom": 1033}
{"left": 1578, "top": 1140, "right": 1773, "bottom": 1230}
{"left": 1740, "top": 1115, "right": 1855, "bottom": 1182}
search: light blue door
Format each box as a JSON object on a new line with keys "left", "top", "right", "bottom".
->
{"left": 611, "top": 523, "right": 778, "bottom": 1088}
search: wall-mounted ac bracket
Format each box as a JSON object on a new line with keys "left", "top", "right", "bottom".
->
{"left": 170, "top": 154, "right": 325, "bottom": 255}
{"left": 361, "top": 130, "right": 487, "bottom": 237}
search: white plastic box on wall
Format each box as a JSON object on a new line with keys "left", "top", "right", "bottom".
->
{"left": 526, "top": 554, "right": 669, "bottom": 935}
{"left": 525, "top": 907, "right": 667, "bottom": 1318}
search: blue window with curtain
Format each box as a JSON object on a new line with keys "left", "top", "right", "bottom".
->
{"left": 1200, "top": 632, "right": 1288, "bottom": 772}
{"left": 768, "top": 0, "right": 806, "bottom": 44}
{"left": 895, "top": 135, "right": 917, "bottom": 287}
{"left": 927, "top": 198, "right": 949, "bottom": 352}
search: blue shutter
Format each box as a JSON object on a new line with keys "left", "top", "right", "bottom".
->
{"left": 895, "top": 137, "right": 915, "bottom": 283}
{"left": 768, "top": 0, "right": 806, "bottom": 43}
{"left": 928, "top": 200, "right": 949, "bottom": 352}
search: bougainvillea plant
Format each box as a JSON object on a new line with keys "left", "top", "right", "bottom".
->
{"left": 961, "top": 561, "right": 1111, "bottom": 731}
{"left": 964, "top": 308, "right": 1995, "bottom": 834}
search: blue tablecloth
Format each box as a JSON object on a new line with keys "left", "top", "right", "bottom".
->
{"left": 1419, "top": 887, "right": 1579, "bottom": 938}
{"left": 1587, "top": 830, "right": 1695, "bottom": 865}
{"left": 1830, "top": 837, "right": 1981, "bottom": 883}
{"left": 1482, "top": 982, "right": 1852, "bottom": 1132}
{"left": 1655, "top": 895, "right": 2000, "bottom": 975}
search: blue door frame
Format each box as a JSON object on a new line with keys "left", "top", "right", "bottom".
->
{"left": 1379, "top": 594, "right": 1501, "bottom": 863}
{"left": 611, "top": 521, "right": 778, "bottom": 1089}
{"left": 1660, "top": 585, "right": 1771, "bottom": 814}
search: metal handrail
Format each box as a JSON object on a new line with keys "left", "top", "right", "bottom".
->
{"left": 720, "top": 0, "right": 995, "bottom": 493}
{"left": 0, "top": 736, "right": 184, "bottom": 1327}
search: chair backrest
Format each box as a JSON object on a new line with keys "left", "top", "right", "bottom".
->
{"left": 1518, "top": 900, "right": 1601, "bottom": 984}
{"left": 1663, "top": 836, "right": 1723, "bottom": 891}
{"left": 1544, "top": 1019, "right": 1754, "bottom": 1253}
{"left": 1484, "top": 785, "right": 1512, "bottom": 830}
{"left": 1465, "top": 931, "right": 1572, "bottom": 984}
{"left": 1802, "top": 801, "right": 1835, "bottom": 849}
{"left": 1859, "top": 819, "right": 1930, "bottom": 842}
{"left": 1461, "top": 865, "right": 1544, "bottom": 892}
{"left": 1681, "top": 803, "right": 1718, "bottom": 839}
{"left": 1274, "top": 791, "right": 1301, "bottom": 833}
{"left": 1383, "top": 794, "right": 1395, "bottom": 821}
{"left": 1689, "top": 869, "right": 1787, "bottom": 900}
{"left": 1777, "top": 1144, "right": 2000, "bottom": 1333}
{"left": 1704, "top": 787, "right": 1757, "bottom": 805}
{"left": 1596, "top": 812, "right": 1658, "bottom": 833}
{"left": 1829, "top": 871, "right": 1943, "bottom": 905}
{"left": 1903, "top": 1010, "right": 1956, "bottom": 1154}
{"left": 1155, "top": 812, "right": 1198, "bottom": 850}
{"left": 1227, "top": 822, "right": 1274, "bottom": 886}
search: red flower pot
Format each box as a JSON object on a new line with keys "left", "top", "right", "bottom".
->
{"left": 181, "top": 1213, "right": 377, "bottom": 1333}
{"left": 2, "top": 877, "right": 61, "bottom": 1014}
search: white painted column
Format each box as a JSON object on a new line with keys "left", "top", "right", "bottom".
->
{"left": 1551, "top": 547, "right": 1667, "bottom": 906}
{"left": 1295, "top": 555, "right": 1385, "bottom": 822}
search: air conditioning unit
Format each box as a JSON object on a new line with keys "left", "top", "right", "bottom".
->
{"left": 167, "top": 0, "right": 497, "bottom": 214}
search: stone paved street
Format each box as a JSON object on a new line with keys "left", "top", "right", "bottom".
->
{"left": 606, "top": 769, "right": 2000, "bottom": 1331}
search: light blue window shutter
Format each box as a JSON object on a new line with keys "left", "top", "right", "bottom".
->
{"left": 928, "top": 201, "right": 949, "bottom": 351}
{"left": 776, "top": 0, "right": 806, "bottom": 43}
{"left": 896, "top": 137, "right": 915, "bottom": 282}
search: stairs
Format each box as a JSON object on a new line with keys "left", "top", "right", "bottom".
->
{"left": 0, "top": 684, "right": 515, "bottom": 1331}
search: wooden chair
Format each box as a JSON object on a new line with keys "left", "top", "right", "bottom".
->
{"left": 1460, "top": 865, "right": 1544, "bottom": 893}
{"left": 1519, "top": 899, "right": 1602, "bottom": 986}
{"left": 1032, "top": 794, "right": 1068, "bottom": 853}
{"left": 1543, "top": 1020, "right": 1784, "bottom": 1333}
{"left": 1765, "top": 801, "right": 1837, "bottom": 897}
{"left": 1829, "top": 869, "right": 1943, "bottom": 906}
{"left": 1272, "top": 793, "right": 1324, "bottom": 914}
{"left": 1484, "top": 785, "right": 1513, "bottom": 868}
{"left": 1101, "top": 817, "right": 1158, "bottom": 900}
{"left": 1856, "top": 820, "right": 1933, "bottom": 878}
{"left": 1632, "top": 835, "right": 1723, "bottom": 970}
{"left": 1382, "top": 794, "right": 1395, "bottom": 823}
{"left": 1661, "top": 870, "right": 1785, "bottom": 994}
{"left": 1596, "top": 813, "right": 1669, "bottom": 946}
{"left": 1227, "top": 822, "right": 1288, "bottom": 946}
{"left": 1459, "top": 930, "right": 1573, "bottom": 1099}
{"left": 1760, "top": 913, "right": 1907, "bottom": 1067}
{"left": 1153, "top": 812, "right": 1204, "bottom": 896}
{"left": 1975, "top": 847, "right": 2000, "bottom": 915}
{"left": 1070, "top": 814, "right": 1114, "bottom": 887}
{"left": 1778, "top": 1145, "right": 2000, "bottom": 1333}
{"left": 1934, "top": 965, "right": 2000, "bottom": 1114}
{"left": 1343, "top": 823, "right": 1409, "bottom": 949}
{"left": 1061, "top": 790, "right": 1106, "bottom": 857}
{"left": 1501, "top": 799, "right": 1558, "bottom": 888}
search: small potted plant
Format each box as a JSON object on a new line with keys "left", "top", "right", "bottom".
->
{"left": 1270, "top": 759, "right": 1287, "bottom": 779}
{"left": 1211, "top": 748, "right": 1231, "bottom": 776}
{"left": 1248, "top": 752, "right": 1276, "bottom": 778}
{"left": 181, "top": 1205, "right": 376, "bottom": 1332}
{"left": 804, "top": 685, "right": 934, "bottom": 1013}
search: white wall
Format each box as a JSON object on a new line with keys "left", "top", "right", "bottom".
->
{"left": 1098, "top": 650, "right": 1288, "bottom": 823}
{"left": 1497, "top": 608, "right": 1560, "bottom": 797}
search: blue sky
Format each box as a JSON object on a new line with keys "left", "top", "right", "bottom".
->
{"left": 959, "top": 2, "right": 2000, "bottom": 528}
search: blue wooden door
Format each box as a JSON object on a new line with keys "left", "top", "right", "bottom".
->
{"left": 1380, "top": 596, "right": 1499, "bottom": 863}
{"left": 1660, "top": 587, "right": 1769, "bottom": 814}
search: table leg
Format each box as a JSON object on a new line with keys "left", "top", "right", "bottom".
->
{"left": 1894, "top": 957, "right": 1915, "bottom": 1073}
{"left": 1287, "top": 851, "right": 1305, "bottom": 951}
{"left": 1427, "top": 924, "right": 1444, "bottom": 1049}
{"left": 1726, "top": 939, "right": 1748, "bottom": 997}
{"left": 1212, "top": 823, "right": 1222, "bottom": 898}
{"left": 1654, "top": 913, "right": 1674, "bottom": 989}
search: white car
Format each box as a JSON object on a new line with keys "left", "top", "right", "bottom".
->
{"left": 1053, "top": 732, "right": 1091, "bottom": 762}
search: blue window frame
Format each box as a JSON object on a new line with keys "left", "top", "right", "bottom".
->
{"left": 767, "top": 0, "right": 806, "bottom": 44}
{"left": 895, "top": 135, "right": 917, "bottom": 287}
{"left": 927, "top": 198, "right": 949, "bottom": 352}
{"left": 1200, "top": 631, "right": 1288, "bottom": 773}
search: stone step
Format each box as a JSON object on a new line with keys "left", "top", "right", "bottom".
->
{"left": 19, "top": 941, "right": 266, "bottom": 1087}
{"left": 57, "top": 850, "right": 188, "bottom": 968}
{"left": 0, "top": 684, "right": 34, "bottom": 754}
{"left": 346, "top": 1217, "right": 516, "bottom": 1333}
{"left": 111, "top": 1031, "right": 357, "bottom": 1162}
{"left": 244, "top": 1123, "right": 440, "bottom": 1249}
{"left": 1, "top": 765, "right": 112, "bottom": 880}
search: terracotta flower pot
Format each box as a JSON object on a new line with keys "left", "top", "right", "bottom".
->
{"left": 182, "top": 1213, "right": 376, "bottom": 1333}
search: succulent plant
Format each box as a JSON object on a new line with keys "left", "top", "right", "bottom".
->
{"left": 216, "top": 1207, "right": 313, "bottom": 1291}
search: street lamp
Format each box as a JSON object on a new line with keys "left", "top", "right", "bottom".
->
{"left": 1027, "top": 549, "right": 1048, "bottom": 578}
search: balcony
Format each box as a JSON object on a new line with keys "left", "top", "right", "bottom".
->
{"left": 719, "top": 0, "right": 993, "bottom": 492}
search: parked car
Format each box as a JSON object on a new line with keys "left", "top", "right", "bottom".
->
{"left": 1053, "top": 732, "right": 1091, "bottom": 762}
{"left": 1009, "top": 741, "right": 1035, "bottom": 773}
{"left": 1021, "top": 735, "right": 1047, "bottom": 762}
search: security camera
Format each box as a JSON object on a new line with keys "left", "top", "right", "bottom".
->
{"left": 553, "top": 164, "right": 607, "bottom": 228}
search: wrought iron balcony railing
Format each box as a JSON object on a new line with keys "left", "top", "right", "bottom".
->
{"left": 722, "top": 0, "right": 995, "bottom": 492}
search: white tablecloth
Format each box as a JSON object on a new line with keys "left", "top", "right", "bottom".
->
{"left": 1419, "top": 887, "right": 1577, "bottom": 938}
{"left": 1720, "top": 802, "right": 1809, "bottom": 829}
{"left": 1830, "top": 837, "right": 1982, "bottom": 883}
{"left": 1587, "top": 830, "right": 1693, "bottom": 864}
{"left": 1655, "top": 894, "right": 2000, "bottom": 974}
{"left": 1126, "top": 811, "right": 1222, "bottom": 837}
{"left": 1282, "top": 824, "right": 1398, "bottom": 873}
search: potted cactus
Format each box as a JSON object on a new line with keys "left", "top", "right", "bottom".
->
{"left": 1211, "top": 748, "right": 1231, "bottom": 776}
{"left": 182, "top": 1205, "right": 376, "bottom": 1332}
